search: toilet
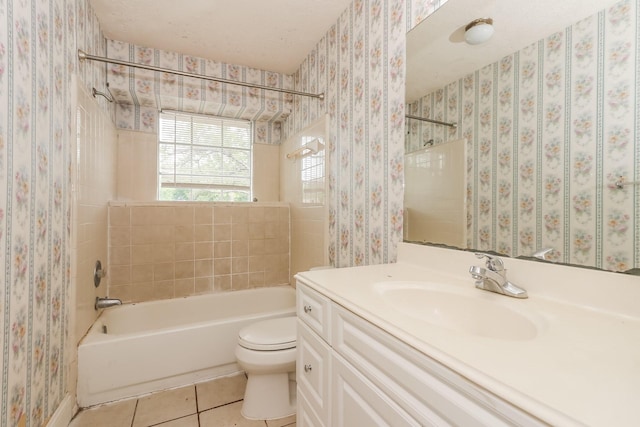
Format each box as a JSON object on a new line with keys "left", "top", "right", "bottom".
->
{"left": 235, "top": 316, "right": 297, "bottom": 420}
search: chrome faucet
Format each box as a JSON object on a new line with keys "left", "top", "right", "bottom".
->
{"left": 95, "top": 296, "right": 122, "bottom": 310}
{"left": 469, "top": 253, "right": 528, "bottom": 299}
{"left": 532, "top": 247, "right": 553, "bottom": 260}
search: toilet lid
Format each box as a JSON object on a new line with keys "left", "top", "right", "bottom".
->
{"left": 238, "top": 317, "right": 297, "bottom": 351}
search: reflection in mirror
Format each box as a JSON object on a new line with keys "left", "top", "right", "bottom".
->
{"left": 405, "top": 0, "right": 639, "bottom": 272}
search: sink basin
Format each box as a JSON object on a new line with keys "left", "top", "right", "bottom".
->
{"left": 373, "top": 281, "right": 541, "bottom": 340}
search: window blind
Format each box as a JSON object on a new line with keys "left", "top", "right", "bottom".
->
{"left": 158, "top": 112, "right": 252, "bottom": 201}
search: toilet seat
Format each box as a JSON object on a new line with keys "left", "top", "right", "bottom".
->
{"left": 238, "top": 316, "right": 296, "bottom": 351}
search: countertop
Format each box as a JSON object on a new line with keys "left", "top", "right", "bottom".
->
{"left": 296, "top": 243, "right": 640, "bottom": 426}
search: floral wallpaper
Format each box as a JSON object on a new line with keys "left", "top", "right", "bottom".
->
{"left": 105, "top": 39, "right": 291, "bottom": 144}
{"left": 407, "top": 0, "right": 639, "bottom": 271}
{"left": 1, "top": 0, "right": 109, "bottom": 425}
{"left": 285, "top": 0, "right": 419, "bottom": 268}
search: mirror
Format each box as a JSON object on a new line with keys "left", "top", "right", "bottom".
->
{"left": 405, "top": 0, "right": 639, "bottom": 272}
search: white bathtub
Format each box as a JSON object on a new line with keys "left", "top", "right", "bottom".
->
{"left": 77, "top": 286, "right": 296, "bottom": 407}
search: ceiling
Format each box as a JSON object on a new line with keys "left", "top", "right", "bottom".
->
{"left": 406, "top": 0, "right": 621, "bottom": 102}
{"left": 90, "top": 0, "right": 352, "bottom": 75}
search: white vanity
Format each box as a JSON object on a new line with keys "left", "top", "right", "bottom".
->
{"left": 295, "top": 243, "right": 640, "bottom": 426}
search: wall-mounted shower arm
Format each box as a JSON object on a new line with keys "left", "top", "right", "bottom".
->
{"left": 92, "top": 82, "right": 114, "bottom": 103}
{"left": 405, "top": 114, "right": 457, "bottom": 128}
{"left": 78, "top": 50, "right": 325, "bottom": 101}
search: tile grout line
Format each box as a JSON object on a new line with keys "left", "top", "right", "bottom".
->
{"left": 130, "top": 399, "right": 139, "bottom": 427}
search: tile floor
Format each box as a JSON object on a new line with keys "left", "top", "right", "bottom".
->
{"left": 69, "top": 374, "right": 296, "bottom": 427}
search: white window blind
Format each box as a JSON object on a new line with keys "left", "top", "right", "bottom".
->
{"left": 158, "top": 112, "right": 252, "bottom": 201}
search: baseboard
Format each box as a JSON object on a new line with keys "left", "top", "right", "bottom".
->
{"left": 47, "top": 394, "right": 76, "bottom": 427}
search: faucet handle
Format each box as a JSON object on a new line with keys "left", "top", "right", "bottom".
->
{"left": 474, "top": 252, "right": 505, "bottom": 272}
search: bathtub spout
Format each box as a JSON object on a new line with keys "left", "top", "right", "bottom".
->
{"left": 95, "top": 296, "right": 122, "bottom": 310}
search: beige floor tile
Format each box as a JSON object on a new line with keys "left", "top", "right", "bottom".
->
{"left": 133, "top": 386, "right": 197, "bottom": 427}
{"left": 69, "top": 399, "right": 137, "bottom": 427}
{"left": 199, "top": 401, "right": 266, "bottom": 427}
{"left": 266, "top": 414, "right": 296, "bottom": 427}
{"left": 196, "top": 373, "right": 247, "bottom": 411}
{"left": 154, "top": 414, "right": 200, "bottom": 427}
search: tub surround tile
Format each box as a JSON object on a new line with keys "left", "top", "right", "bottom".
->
{"left": 175, "top": 225, "right": 196, "bottom": 242}
{"left": 232, "top": 240, "right": 249, "bottom": 257}
{"left": 198, "top": 402, "right": 264, "bottom": 427}
{"left": 153, "top": 243, "right": 175, "bottom": 263}
{"left": 213, "top": 206, "right": 233, "bottom": 224}
{"left": 214, "top": 241, "right": 232, "bottom": 258}
{"left": 131, "top": 264, "right": 154, "bottom": 283}
{"left": 70, "top": 399, "right": 136, "bottom": 427}
{"left": 108, "top": 204, "right": 290, "bottom": 302}
{"left": 214, "top": 259, "right": 232, "bottom": 275}
{"left": 133, "top": 386, "right": 197, "bottom": 427}
{"left": 132, "top": 245, "right": 155, "bottom": 264}
{"left": 230, "top": 207, "right": 249, "bottom": 224}
{"left": 214, "top": 224, "right": 232, "bottom": 241}
{"left": 176, "top": 243, "right": 196, "bottom": 261}
{"left": 213, "top": 275, "right": 232, "bottom": 292}
{"left": 196, "top": 374, "right": 247, "bottom": 412}
{"left": 110, "top": 207, "right": 132, "bottom": 226}
{"left": 196, "top": 277, "right": 215, "bottom": 293}
{"left": 194, "top": 225, "right": 214, "bottom": 242}
{"left": 232, "top": 273, "right": 249, "bottom": 290}
{"left": 175, "top": 206, "right": 196, "bottom": 225}
{"left": 194, "top": 207, "right": 213, "bottom": 224}
{"left": 175, "top": 279, "right": 196, "bottom": 297}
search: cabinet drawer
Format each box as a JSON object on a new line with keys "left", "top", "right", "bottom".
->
{"left": 297, "top": 282, "right": 331, "bottom": 342}
{"left": 331, "top": 352, "right": 421, "bottom": 427}
{"left": 297, "top": 320, "right": 331, "bottom": 423}
{"left": 332, "top": 305, "right": 546, "bottom": 427}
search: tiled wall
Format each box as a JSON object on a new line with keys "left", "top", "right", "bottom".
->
{"left": 72, "top": 82, "right": 118, "bottom": 343}
{"left": 406, "top": 0, "right": 639, "bottom": 271}
{"left": 107, "top": 203, "right": 290, "bottom": 303}
{"left": 69, "top": 81, "right": 118, "bottom": 403}
{"left": 280, "top": 116, "right": 328, "bottom": 283}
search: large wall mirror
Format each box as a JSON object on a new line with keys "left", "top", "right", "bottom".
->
{"left": 405, "top": 0, "right": 639, "bottom": 272}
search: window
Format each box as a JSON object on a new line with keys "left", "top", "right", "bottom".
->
{"left": 300, "top": 137, "right": 325, "bottom": 204}
{"left": 158, "top": 112, "right": 252, "bottom": 201}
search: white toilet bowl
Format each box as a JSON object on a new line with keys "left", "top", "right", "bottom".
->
{"left": 235, "top": 316, "right": 297, "bottom": 420}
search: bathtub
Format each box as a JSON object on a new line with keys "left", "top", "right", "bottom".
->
{"left": 77, "top": 286, "right": 296, "bottom": 407}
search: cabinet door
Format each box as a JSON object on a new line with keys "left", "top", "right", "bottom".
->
{"left": 331, "top": 353, "right": 421, "bottom": 427}
{"left": 297, "top": 320, "right": 331, "bottom": 424}
{"left": 298, "top": 391, "right": 325, "bottom": 427}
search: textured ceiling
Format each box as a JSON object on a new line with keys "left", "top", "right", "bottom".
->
{"left": 90, "top": 0, "right": 352, "bottom": 74}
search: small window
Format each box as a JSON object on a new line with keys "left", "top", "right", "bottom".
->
{"left": 158, "top": 112, "right": 252, "bottom": 201}
{"left": 300, "top": 137, "right": 325, "bottom": 204}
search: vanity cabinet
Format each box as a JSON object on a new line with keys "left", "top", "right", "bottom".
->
{"left": 296, "top": 281, "right": 546, "bottom": 427}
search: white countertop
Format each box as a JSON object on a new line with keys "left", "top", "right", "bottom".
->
{"left": 296, "top": 243, "right": 640, "bottom": 427}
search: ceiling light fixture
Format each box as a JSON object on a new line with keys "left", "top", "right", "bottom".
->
{"left": 464, "top": 18, "right": 494, "bottom": 45}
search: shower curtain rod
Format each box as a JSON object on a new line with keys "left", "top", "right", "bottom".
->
{"left": 405, "top": 114, "right": 457, "bottom": 128}
{"left": 78, "top": 50, "right": 325, "bottom": 101}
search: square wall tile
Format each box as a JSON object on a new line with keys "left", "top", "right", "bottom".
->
{"left": 194, "top": 242, "right": 213, "bottom": 259}
{"left": 109, "top": 207, "right": 131, "bottom": 226}
{"left": 131, "top": 244, "right": 154, "bottom": 264}
{"left": 213, "top": 224, "right": 232, "bottom": 241}
{"left": 194, "top": 207, "right": 213, "bottom": 224}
